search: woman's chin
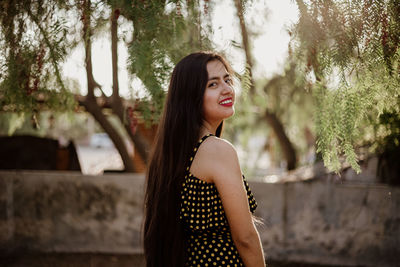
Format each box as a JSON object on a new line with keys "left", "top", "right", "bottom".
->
{"left": 225, "top": 108, "right": 235, "bottom": 118}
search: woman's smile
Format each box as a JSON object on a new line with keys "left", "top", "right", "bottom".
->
{"left": 219, "top": 97, "right": 234, "bottom": 106}
{"left": 203, "top": 60, "right": 236, "bottom": 125}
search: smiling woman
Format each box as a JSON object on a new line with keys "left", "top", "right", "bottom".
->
{"left": 202, "top": 60, "right": 236, "bottom": 130}
{"left": 144, "top": 51, "right": 265, "bottom": 267}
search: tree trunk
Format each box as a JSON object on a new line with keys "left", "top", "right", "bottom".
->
{"left": 110, "top": 8, "right": 150, "bottom": 164}
{"left": 80, "top": 98, "right": 135, "bottom": 172}
{"left": 264, "top": 111, "right": 296, "bottom": 170}
{"left": 82, "top": 0, "right": 135, "bottom": 172}
{"left": 234, "top": 0, "right": 297, "bottom": 170}
{"left": 233, "top": 0, "right": 255, "bottom": 94}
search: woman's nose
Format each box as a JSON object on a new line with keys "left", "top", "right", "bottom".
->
{"left": 222, "top": 82, "right": 234, "bottom": 94}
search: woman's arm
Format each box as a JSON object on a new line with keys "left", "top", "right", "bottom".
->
{"left": 195, "top": 137, "right": 266, "bottom": 267}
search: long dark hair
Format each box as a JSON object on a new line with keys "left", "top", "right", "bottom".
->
{"left": 143, "top": 52, "right": 233, "bottom": 267}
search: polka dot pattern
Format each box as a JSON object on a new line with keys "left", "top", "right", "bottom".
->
{"left": 180, "top": 134, "right": 257, "bottom": 266}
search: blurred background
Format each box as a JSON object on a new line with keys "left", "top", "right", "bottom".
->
{"left": 0, "top": 0, "right": 399, "bottom": 266}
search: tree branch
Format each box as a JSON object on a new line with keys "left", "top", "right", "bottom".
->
{"left": 26, "top": 8, "right": 66, "bottom": 92}
{"left": 234, "top": 0, "right": 297, "bottom": 170}
{"left": 234, "top": 0, "right": 255, "bottom": 94}
{"left": 81, "top": 0, "right": 135, "bottom": 172}
{"left": 110, "top": 7, "right": 150, "bottom": 164}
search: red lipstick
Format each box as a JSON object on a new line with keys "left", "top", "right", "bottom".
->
{"left": 219, "top": 97, "right": 233, "bottom": 107}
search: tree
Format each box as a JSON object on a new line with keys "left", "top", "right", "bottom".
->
{"left": 0, "top": 0, "right": 213, "bottom": 172}
{"left": 0, "top": 0, "right": 76, "bottom": 116}
{"left": 233, "top": 0, "right": 300, "bottom": 170}
{"left": 291, "top": 0, "right": 400, "bottom": 173}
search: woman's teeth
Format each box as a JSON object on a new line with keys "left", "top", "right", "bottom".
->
{"left": 220, "top": 99, "right": 232, "bottom": 105}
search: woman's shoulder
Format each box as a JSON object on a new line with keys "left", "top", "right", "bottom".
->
{"left": 199, "top": 136, "right": 240, "bottom": 170}
{"left": 202, "top": 136, "right": 237, "bottom": 157}
{"left": 190, "top": 135, "right": 240, "bottom": 183}
{"left": 199, "top": 136, "right": 242, "bottom": 184}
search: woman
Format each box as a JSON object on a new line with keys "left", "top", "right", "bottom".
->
{"left": 144, "top": 52, "right": 265, "bottom": 267}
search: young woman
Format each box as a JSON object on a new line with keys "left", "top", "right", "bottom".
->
{"left": 144, "top": 52, "right": 265, "bottom": 267}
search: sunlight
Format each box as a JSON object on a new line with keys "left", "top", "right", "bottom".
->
{"left": 62, "top": 0, "right": 299, "bottom": 98}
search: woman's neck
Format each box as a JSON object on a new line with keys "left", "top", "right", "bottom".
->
{"left": 200, "top": 120, "right": 220, "bottom": 137}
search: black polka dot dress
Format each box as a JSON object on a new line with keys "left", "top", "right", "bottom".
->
{"left": 180, "top": 134, "right": 257, "bottom": 267}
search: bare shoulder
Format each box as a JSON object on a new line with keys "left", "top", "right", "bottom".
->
{"left": 190, "top": 136, "right": 240, "bottom": 183}
{"left": 196, "top": 136, "right": 241, "bottom": 183}
{"left": 200, "top": 136, "right": 237, "bottom": 158}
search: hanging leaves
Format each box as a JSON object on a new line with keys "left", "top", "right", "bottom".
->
{"left": 291, "top": 0, "right": 400, "bottom": 173}
{"left": 0, "top": 0, "right": 75, "bottom": 114}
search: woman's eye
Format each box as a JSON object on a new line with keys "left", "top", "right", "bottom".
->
{"left": 225, "top": 78, "right": 232, "bottom": 84}
{"left": 208, "top": 82, "right": 217, "bottom": 88}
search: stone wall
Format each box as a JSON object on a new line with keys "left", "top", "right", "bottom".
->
{"left": 0, "top": 171, "right": 399, "bottom": 267}
{"left": 253, "top": 181, "right": 399, "bottom": 267}
{"left": 0, "top": 171, "right": 144, "bottom": 254}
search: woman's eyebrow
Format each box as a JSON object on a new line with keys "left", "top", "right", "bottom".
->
{"left": 208, "top": 74, "right": 230, "bottom": 81}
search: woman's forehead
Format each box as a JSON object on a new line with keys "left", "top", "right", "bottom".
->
{"left": 206, "top": 60, "right": 228, "bottom": 77}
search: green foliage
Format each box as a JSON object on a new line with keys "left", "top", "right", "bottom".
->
{"left": 7, "top": 113, "right": 26, "bottom": 135}
{"left": 0, "top": 111, "right": 91, "bottom": 140}
{"left": 0, "top": 0, "right": 76, "bottom": 117}
{"left": 116, "top": 0, "right": 213, "bottom": 122}
{"left": 292, "top": 0, "right": 400, "bottom": 173}
{"left": 313, "top": 81, "right": 362, "bottom": 172}
{"left": 239, "top": 63, "right": 252, "bottom": 101}
{"left": 1, "top": 0, "right": 214, "bottom": 132}
{"left": 376, "top": 111, "right": 400, "bottom": 153}
{"left": 225, "top": 58, "right": 315, "bottom": 173}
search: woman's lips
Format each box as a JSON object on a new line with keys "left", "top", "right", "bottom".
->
{"left": 219, "top": 97, "right": 233, "bottom": 107}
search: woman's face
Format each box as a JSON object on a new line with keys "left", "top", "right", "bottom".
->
{"left": 203, "top": 60, "right": 235, "bottom": 125}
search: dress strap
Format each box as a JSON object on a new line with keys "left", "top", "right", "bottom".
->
{"left": 186, "top": 133, "right": 214, "bottom": 172}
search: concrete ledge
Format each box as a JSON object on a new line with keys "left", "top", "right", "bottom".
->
{"left": 0, "top": 252, "right": 145, "bottom": 267}
{"left": 252, "top": 181, "right": 400, "bottom": 267}
{"left": 0, "top": 171, "right": 144, "bottom": 254}
{"left": 0, "top": 171, "right": 399, "bottom": 267}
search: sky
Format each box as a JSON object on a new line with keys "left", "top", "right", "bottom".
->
{"left": 62, "top": 0, "right": 299, "bottom": 98}
{"left": 211, "top": 0, "right": 298, "bottom": 78}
